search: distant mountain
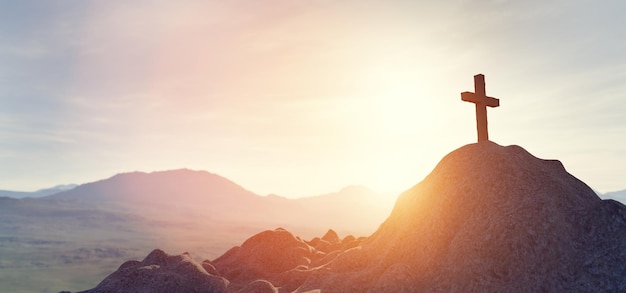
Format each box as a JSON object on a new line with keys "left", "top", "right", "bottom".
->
{"left": 0, "top": 184, "right": 77, "bottom": 199}
{"left": 49, "top": 169, "right": 255, "bottom": 203}
{"left": 602, "top": 189, "right": 626, "bottom": 204}
{"left": 45, "top": 169, "right": 394, "bottom": 237}
{"left": 290, "top": 185, "right": 395, "bottom": 235}
{"left": 45, "top": 169, "right": 283, "bottom": 235}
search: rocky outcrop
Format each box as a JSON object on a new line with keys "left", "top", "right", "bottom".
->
{"left": 78, "top": 249, "right": 228, "bottom": 293}
{"left": 212, "top": 228, "right": 365, "bottom": 292}
{"left": 78, "top": 228, "right": 368, "bottom": 293}
{"left": 79, "top": 142, "right": 626, "bottom": 292}
{"left": 297, "top": 142, "right": 626, "bottom": 292}
{"left": 212, "top": 228, "right": 311, "bottom": 291}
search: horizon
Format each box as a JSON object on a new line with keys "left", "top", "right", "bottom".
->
{"left": 0, "top": 167, "right": 400, "bottom": 198}
{"left": 1, "top": 1, "right": 625, "bottom": 197}
{"left": 3, "top": 158, "right": 625, "bottom": 199}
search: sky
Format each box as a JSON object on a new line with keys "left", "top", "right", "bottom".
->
{"left": 1, "top": 0, "right": 625, "bottom": 198}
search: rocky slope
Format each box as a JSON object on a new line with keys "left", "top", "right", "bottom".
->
{"left": 78, "top": 142, "right": 626, "bottom": 292}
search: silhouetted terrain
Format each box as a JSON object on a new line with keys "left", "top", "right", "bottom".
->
{"left": 80, "top": 142, "right": 625, "bottom": 292}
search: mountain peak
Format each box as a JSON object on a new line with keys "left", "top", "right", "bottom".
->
{"left": 49, "top": 168, "right": 257, "bottom": 202}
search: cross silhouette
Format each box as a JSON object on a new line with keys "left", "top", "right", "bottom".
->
{"left": 461, "top": 74, "right": 500, "bottom": 142}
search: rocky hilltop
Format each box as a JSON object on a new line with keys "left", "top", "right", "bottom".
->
{"left": 78, "top": 142, "right": 626, "bottom": 292}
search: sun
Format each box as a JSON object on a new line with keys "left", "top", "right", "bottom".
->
{"left": 341, "top": 70, "right": 440, "bottom": 195}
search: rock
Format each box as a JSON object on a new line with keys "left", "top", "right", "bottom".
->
{"left": 271, "top": 267, "right": 313, "bottom": 292}
{"left": 341, "top": 235, "right": 355, "bottom": 244}
{"left": 306, "top": 237, "right": 320, "bottom": 248}
{"left": 78, "top": 249, "right": 228, "bottom": 293}
{"left": 313, "top": 238, "right": 334, "bottom": 253}
{"left": 212, "top": 228, "right": 312, "bottom": 291}
{"left": 321, "top": 229, "right": 340, "bottom": 244}
{"left": 202, "top": 260, "right": 220, "bottom": 276}
{"left": 310, "top": 250, "right": 340, "bottom": 268}
{"left": 305, "top": 229, "right": 348, "bottom": 254}
{"left": 340, "top": 235, "right": 360, "bottom": 251}
{"left": 234, "top": 279, "right": 278, "bottom": 293}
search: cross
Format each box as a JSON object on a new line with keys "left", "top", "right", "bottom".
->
{"left": 461, "top": 74, "right": 500, "bottom": 142}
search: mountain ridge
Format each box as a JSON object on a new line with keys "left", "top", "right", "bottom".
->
{"left": 47, "top": 169, "right": 257, "bottom": 203}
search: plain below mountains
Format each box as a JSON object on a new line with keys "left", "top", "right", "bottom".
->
{"left": 80, "top": 142, "right": 626, "bottom": 293}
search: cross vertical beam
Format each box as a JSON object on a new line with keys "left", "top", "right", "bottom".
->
{"left": 474, "top": 74, "right": 488, "bottom": 142}
{"left": 461, "top": 74, "right": 500, "bottom": 142}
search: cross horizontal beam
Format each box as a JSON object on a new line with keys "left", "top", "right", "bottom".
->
{"left": 461, "top": 74, "right": 500, "bottom": 142}
{"left": 461, "top": 92, "right": 500, "bottom": 107}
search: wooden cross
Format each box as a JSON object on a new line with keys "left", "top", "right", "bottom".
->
{"left": 461, "top": 74, "right": 500, "bottom": 142}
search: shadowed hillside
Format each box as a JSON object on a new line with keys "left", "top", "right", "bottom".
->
{"left": 80, "top": 142, "right": 626, "bottom": 292}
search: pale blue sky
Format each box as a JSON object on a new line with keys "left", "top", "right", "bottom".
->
{"left": 1, "top": 1, "right": 625, "bottom": 197}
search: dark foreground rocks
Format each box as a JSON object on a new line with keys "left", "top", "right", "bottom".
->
{"left": 78, "top": 228, "right": 362, "bottom": 293}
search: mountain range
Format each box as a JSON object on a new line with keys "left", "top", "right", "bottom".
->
{"left": 42, "top": 169, "right": 393, "bottom": 237}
